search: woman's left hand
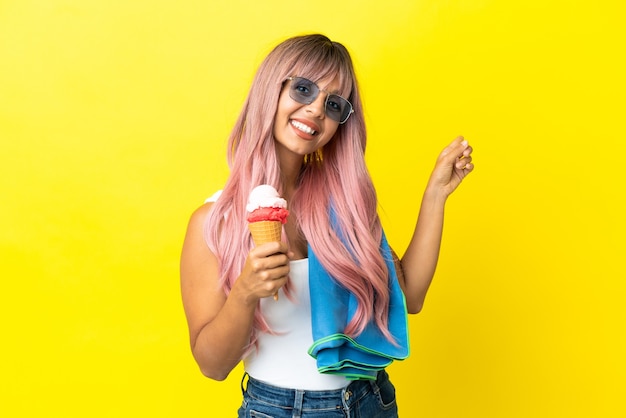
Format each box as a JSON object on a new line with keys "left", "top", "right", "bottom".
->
{"left": 427, "top": 136, "right": 474, "bottom": 198}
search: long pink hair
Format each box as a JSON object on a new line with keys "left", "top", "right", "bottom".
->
{"left": 204, "top": 34, "right": 393, "bottom": 345}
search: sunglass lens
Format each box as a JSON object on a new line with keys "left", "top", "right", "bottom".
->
{"left": 325, "top": 95, "right": 352, "bottom": 123}
{"left": 289, "top": 77, "right": 318, "bottom": 104}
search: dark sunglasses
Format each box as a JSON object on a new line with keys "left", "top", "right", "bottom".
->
{"left": 286, "top": 77, "right": 354, "bottom": 124}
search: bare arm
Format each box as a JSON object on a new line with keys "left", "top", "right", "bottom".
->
{"left": 180, "top": 203, "right": 290, "bottom": 380}
{"left": 396, "top": 136, "right": 474, "bottom": 313}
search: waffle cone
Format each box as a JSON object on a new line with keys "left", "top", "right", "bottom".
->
{"left": 248, "top": 221, "right": 282, "bottom": 246}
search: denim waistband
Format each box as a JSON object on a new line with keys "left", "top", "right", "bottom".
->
{"left": 242, "top": 370, "right": 389, "bottom": 412}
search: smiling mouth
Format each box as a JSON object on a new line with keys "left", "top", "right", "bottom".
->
{"left": 291, "top": 120, "right": 318, "bottom": 136}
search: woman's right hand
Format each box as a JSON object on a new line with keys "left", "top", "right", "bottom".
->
{"left": 234, "top": 241, "right": 291, "bottom": 304}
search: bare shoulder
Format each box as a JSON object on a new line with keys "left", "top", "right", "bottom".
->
{"left": 187, "top": 202, "right": 214, "bottom": 231}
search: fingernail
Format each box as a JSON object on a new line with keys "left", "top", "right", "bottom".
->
{"left": 461, "top": 140, "right": 468, "bottom": 147}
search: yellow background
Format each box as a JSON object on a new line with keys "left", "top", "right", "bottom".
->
{"left": 1, "top": 0, "right": 624, "bottom": 416}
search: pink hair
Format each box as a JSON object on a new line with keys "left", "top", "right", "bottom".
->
{"left": 204, "top": 34, "right": 393, "bottom": 346}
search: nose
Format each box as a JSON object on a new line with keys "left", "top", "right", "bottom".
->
{"left": 305, "top": 93, "right": 326, "bottom": 119}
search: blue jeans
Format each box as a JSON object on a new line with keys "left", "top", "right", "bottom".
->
{"left": 237, "top": 370, "right": 398, "bottom": 417}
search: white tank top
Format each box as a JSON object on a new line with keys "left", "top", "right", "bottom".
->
{"left": 243, "top": 258, "right": 350, "bottom": 390}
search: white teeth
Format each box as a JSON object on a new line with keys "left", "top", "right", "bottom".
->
{"left": 291, "top": 120, "right": 317, "bottom": 135}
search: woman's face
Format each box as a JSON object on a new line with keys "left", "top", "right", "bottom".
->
{"left": 273, "top": 75, "right": 342, "bottom": 161}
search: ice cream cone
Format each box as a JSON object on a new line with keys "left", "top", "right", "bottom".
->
{"left": 248, "top": 220, "right": 282, "bottom": 301}
{"left": 246, "top": 185, "right": 289, "bottom": 302}
{"left": 248, "top": 220, "right": 282, "bottom": 246}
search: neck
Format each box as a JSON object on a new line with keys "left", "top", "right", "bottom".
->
{"left": 276, "top": 148, "right": 304, "bottom": 198}
{"left": 280, "top": 161, "right": 301, "bottom": 201}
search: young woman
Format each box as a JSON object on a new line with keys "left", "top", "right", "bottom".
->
{"left": 181, "top": 34, "right": 474, "bottom": 417}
